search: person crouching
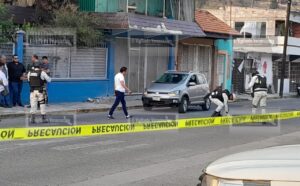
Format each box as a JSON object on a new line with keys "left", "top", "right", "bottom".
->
{"left": 209, "top": 87, "right": 235, "bottom": 117}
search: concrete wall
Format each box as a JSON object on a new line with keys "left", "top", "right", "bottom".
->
{"left": 247, "top": 52, "right": 273, "bottom": 86}
{"left": 206, "top": 6, "right": 286, "bottom": 37}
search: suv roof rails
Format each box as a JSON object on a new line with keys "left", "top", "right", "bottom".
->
{"left": 165, "top": 70, "right": 194, "bottom": 73}
{"left": 166, "top": 70, "right": 177, "bottom": 72}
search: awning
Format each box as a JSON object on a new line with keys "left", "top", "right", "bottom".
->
{"left": 96, "top": 13, "right": 206, "bottom": 37}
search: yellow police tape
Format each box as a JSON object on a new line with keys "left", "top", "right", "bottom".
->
{"left": 1, "top": 110, "right": 300, "bottom": 141}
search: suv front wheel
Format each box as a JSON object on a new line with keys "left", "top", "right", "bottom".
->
{"left": 178, "top": 96, "right": 189, "bottom": 113}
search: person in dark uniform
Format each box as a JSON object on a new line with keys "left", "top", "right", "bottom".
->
{"left": 248, "top": 71, "right": 268, "bottom": 114}
{"left": 208, "top": 87, "right": 236, "bottom": 117}
{"left": 27, "top": 64, "right": 51, "bottom": 123}
{"left": 7, "top": 55, "right": 26, "bottom": 107}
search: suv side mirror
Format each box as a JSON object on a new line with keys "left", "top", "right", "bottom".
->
{"left": 188, "top": 82, "right": 196, "bottom": 87}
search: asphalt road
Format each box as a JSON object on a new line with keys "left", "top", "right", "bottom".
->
{"left": 1, "top": 98, "right": 300, "bottom": 128}
{"left": 0, "top": 98, "right": 300, "bottom": 186}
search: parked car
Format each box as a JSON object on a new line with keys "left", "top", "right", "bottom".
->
{"left": 142, "top": 71, "right": 211, "bottom": 113}
{"left": 198, "top": 145, "right": 300, "bottom": 186}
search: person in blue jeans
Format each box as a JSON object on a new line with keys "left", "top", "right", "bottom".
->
{"left": 7, "top": 55, "right": 26, "bottom": 107}
{"left": 108, "top": 67, "right": 132, "bottom": 119}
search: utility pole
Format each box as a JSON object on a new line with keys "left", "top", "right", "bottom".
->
{"left": 279, "top": 0, "right": 292, "bottom": 98}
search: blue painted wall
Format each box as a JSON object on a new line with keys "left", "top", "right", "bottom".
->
{"left": 215, "top": 39, "right": 233, "bottom": 91}
{"left": 21, "top": 80, "right": 111, "bottom": 104}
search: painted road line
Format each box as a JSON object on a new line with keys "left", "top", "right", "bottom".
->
{"left": 51, "top": 140, "right": 125, "bottom": 151}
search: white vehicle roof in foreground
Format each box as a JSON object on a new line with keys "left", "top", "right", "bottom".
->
{"left": 205, "top": 145, "right": 300, "bottom": 182}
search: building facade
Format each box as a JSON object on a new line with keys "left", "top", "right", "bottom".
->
{"left": 79, "top": 0, "right": 206, "bottom": 95}
{"left": 178, "top": 10, "right": 239, "bottom": 91}
{"left": 207, "top": 6, "right": 300, "bottom": 94}
{"left": 2, "top": 1, "right": 237, "bottom": 103}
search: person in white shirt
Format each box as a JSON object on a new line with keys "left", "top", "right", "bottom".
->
{"left": 0, "top": 63, "right": 9, "bottom": 108}
{"left": 27, "top": 64, "right": 51, "bottom": 123}
{"left": 0, "top": 55, "right": 10, "bottom": 107}
{"left": 108, "top": 67, "right": 132, "bottom": 119}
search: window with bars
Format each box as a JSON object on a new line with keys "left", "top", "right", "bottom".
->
{"left": 23, "top": 46, "right": 108, "bottom": 79}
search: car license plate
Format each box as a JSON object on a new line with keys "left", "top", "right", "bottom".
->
{"left": 153, "top": 97, "right": 160, "bottom": 101}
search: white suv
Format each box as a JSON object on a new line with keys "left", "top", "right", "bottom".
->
{"left": 198, "top": 145, "right": 300, "bottom": 186}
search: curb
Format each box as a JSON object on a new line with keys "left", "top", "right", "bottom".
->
{"left": 0, "top": 95, "right": 298, "bottom": 119}
{"left": 0, "top": 105, "right": 144, "bottom": 119}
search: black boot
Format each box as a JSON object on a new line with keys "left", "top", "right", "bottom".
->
{"left": 30, "top": 115, "right": 36, "bottom": 124}
{"left": 211, "top": 111, "right": 222, "bottom": 117}
{"left": 211, "top": 111, "right": 218, "bottom": 117}
{"left": 42, "top": 115, "right": 49, "bottom": 123}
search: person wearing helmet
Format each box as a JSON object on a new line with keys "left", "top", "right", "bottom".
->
{"left": 209, "top": 87, "right": 236, "bottom": 117}
{"left": 248, "top": 71, "right": 268, "bottom": 114}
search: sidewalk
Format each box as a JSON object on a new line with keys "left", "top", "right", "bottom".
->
{"left": 0, "top": 94, "right": 297, "bottom": 118}
{"left": 236, "top": 93, "right": 297, "bottom": 101}
{"left": 0, "top": 96, "right": 142, "bottom": 118}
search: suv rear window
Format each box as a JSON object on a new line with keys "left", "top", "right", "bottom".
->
{"left": 155, "top": 73, "right": 188, "bottom": 84}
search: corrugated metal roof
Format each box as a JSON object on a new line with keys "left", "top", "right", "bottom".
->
{"left": 95, "top": 13, "right": 205, "bottom": 37}
{"left": 128, "top": 13, "right": 205, "bottom": 37}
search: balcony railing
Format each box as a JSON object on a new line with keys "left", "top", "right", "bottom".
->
{"left": 234, "top": 36, "right": 300, "bottom": 47}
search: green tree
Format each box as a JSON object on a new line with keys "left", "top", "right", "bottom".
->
{"left": 0, "top": 3, "right": 15, "bottom": 43}
{"left": 52, "top": 4, "right": 103, "bottom": 47}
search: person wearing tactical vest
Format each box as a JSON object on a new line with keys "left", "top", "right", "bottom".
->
{"left": 248, "top": 71, "right": 268, "bottom": 114}
{"left": 27, "top": 64, "right": 51, "bottom": 123}
{"left": 209, "top": 87, "right": 236, "bottom": 117}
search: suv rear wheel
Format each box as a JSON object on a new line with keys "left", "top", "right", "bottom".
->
{"left": 202, "top": 99, "right": 211, "bottom": 111}
{"left": 178, "top": 96, "right": 189, "bottom": 113}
